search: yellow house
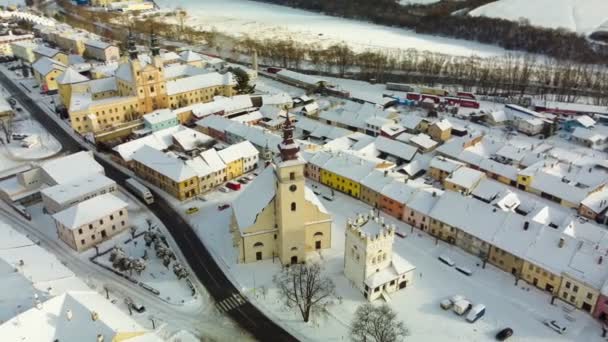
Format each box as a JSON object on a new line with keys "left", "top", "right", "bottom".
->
{"left": 559, "top": 274, "right": 600, "bottom": 314}
{"left": 443, "top": 166, "right": 485, "bottom": 195}
{"left": 230, "top": 122, "right": 332, "bottom": 265}
{"left": 57, "top": 67, "right": 90, "bottom": 108}
{"left": 429, "top": 156, "right": 463, "bottom": 182}
{"left": 32, "top": 57, "right": 66, "bottom": 92}
{"left": 521, "top": 260, "right": 562, "bottom": 295}
{"left": 33, "top": 45, "right": 68, "bottom": 65}
{"left": 130, "top": 145, "right": 200, "bottom": 201}
{"left": 319, "top": 154, "right": 380, "bottom": 199}
{"left": 320, "top": 169, "right": 361, "bottom": 198}
{"left": 489, "top": 245, "right": 524, "bottom": 277}
{"left": 428, "top": 119, "right": 452, "bottom": 142}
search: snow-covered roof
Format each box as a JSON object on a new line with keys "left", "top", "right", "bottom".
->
{"left": 406, "top": 189, "right": 442, "bottom": 215}
{"left": 276, "top": 69, "right": 325, "bottom": 86}
{"left": 114, "top": 62, "right": 133, "bottom": 82}
{"left": 488, "top": 110, "right": 507, "bottom": 122}
{"left": 432, "top": 119, "right": 452, "bottom": 131}
{"left": 84, "top": 39, "right": 114, "bottom": 50}
{"left": 57, "top": 67, "right": 88, "bottom": 85}
{"left": 143, "top": 109, "right": 177, "bottom": 126}
{"left": 574, "top": 115, "right": 596, "bottom": 128}
{"left": 163, "top": 64, "right": 207, "bottom": 80}
{"left": 131, "top": 145, "right": 197, "bottom": 182}
{"left": 232, "top": 166, "right": 276, "bottom": 229}
{"left": 41, "top": 151, "right": 104, "bottom": 185}
{"left": 534, "top": 99, "right": 608, "bottom": 116}
{"left": 179, "top": 50, "right": 202, "bottom": 62}
{"left": 429, "top": 192, "right": 505, "bottom": 243}
{"left": 430, "top": 156, "right": 463, "bottom": 173}
{"left": 33, "top": 45, "right": 63, "bottom": 58}
{"left": 380, "top": 181, "right": 417, "bottom": 203}
{"left": 322, "top": 153, "right": 378, "bottom": 182}
{"left": 409, "top": 133, "right": 438, "bottom": 150}
{"left": 88, "top": 76, "right": 117, "bottom": 93}
{"left": 185, "top": 149, "right": 226, "bottom": 178}
{"left": 32, "top": 56, "right": 65, "bottom": 76}
{"left": 218, "top": 141, "right": 258, "bottom": 164}
{"left": 40, "top": 174, "right": 115, "bottom": 206}
{"left": 530, "top": 171, "right": 590, "bottom": 204}
{"left": 161, "top": 51, "right": 181, "bottom": 62}
{"left": 374, "top": 136, "right": 417, "bottom": 162}
{"left": 0, "top": 291, "right": 158, "bottom": 342}
{"left": 166, "top": 72, "right": 235, "bottom": 96}
{"left": 572, "top": 127, "right": 606, "bottom": 142}
{"left": 233, "top": 111, "right": 263, "bottom": 123}
{"left": 524, "top": 226, "right": 579, "bottom": 276}
{"left": 113, "top": 125, "right": 182, "bottom": 161}
{"left": 445, "top": 167, "right": 485, "bottom": 190}
{"left": 360, "top": 170, "right": 401, "bottom": 193}
{"left": 52, "top": 193, "right": 127, "bottom": 229}
{"left": 581, "top": 188, "right": 608, "bottom": 214}
{"left": 365, "top": 254, "right": 415, "bottom": 288}
{"left": 172, "top": 128, "right": 213, "bottom": 151}
{"left": 400, "top": 115, "right": 424, "bottom": 130}
{"left": 262, "top": 92, "right": 293, "bottom": 106}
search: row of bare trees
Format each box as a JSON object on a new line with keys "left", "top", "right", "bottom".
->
{"left": 235, "top": 38, "right": 608, "bottom": 105}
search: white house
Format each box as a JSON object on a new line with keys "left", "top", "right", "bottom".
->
{"left": 52, "top": 193, "right": 129, "bottom": 252}
{"left": 40, "top": 174, "right": 117, "bottom": 214}
{"left": 344, "top": 212, "right": 416, "bottom": 301}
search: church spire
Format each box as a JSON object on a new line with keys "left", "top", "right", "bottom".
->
{"left": 278, "top": 112, "right": 300, "bottom": 162}
{"left": 127, "top": 29, "right": 138, "bottom": 60}
{"left": 150, "top": 30, "right": 160, "bottom": 57}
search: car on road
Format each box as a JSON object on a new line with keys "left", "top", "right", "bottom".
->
{"left": 544, "top": 319, "right": 567, "bottom": 334}
{"left": 455, "top": 266, "right": 473, "bottom": 276}
{"left": 466, "top": 304, "right": 486, "bottom": 323}
{"left": 495, "top": 327, "right": 513, "bottom": 341}
{"left": 130, "top": 303, "right": 146, "bottom": 313}
{"left": 438, "top": 255, "right": 455, "bottom": 267}
{"left": 185, "top": 207, "right": 199, "bottom": 215}
{"left": 218, "top": 204, "right": 230, "bottom": 211}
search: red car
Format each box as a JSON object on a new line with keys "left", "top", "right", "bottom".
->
{"left": 218, "top": 204, "right": 230, "bottom": 211}
{"left": 226, "top": 182, "right": 241, "bottom": 191}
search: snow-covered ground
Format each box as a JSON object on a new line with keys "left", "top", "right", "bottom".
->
{"left": 26, "top": 189, "right": 197, "bottom": 306}
{"left": 470, "top": 0, "right": 608, "bottom": 35}
{"left": 183, "top": 180, "right": 605, "bottom": 341}
{"left": 156, "top": 0, "right": 509, "bottom": 57}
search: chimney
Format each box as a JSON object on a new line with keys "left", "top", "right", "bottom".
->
{"left": 599, "top": 256, "right": 604, "bottom": 265}
{"left": 384, "top": 170, "right": 388, "bottom": 177}
{"left": 91, "top": 311, "right": 99, "bottom": 321}
{"left": 66, "top": 309, "right": 73, "bottom": 321}
{"left": 97, "top": 334, "right": 104, "bottom": 342}
{"left": 432, "top": 191, "right": 437, "bottom": 197}
{"left": 558, "top": 238, "right": 565, "bottom": 248}
{"left": 523, "top": 221, "right": 529, "bottom": 230}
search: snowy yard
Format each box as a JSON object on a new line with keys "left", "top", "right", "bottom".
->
{"left": 25, "top": 189, "right": 197, "bottom": 306}
{"left": 183, "top": 178, "right": 606, "bottom": 341}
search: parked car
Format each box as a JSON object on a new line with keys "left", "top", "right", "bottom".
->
{"left": 544, "top": 320, "right": 567, "bottom": 335}
{"left": 185, "top": 207, "right": 199, "bottom": 215}
{"left": 466, "top": 304, "right": 486, "bottom": 323}
{"left": 455, "top": 266, "right": 473, "bottom": 276}
{"left": 495, "top": 328, "right": 513, "bottom": 341}
{"left": 440, "top": 298, "right": 453, "bottom": 310}
{"left": 130, "top": 303, "right": 146, "bottom": 313}
{"left": 218, "top": 204, "right": 230, "bottom": 211}
{"left": 237, "top": 178, "right": 249, "bottom": 184}
{"left": 453, "top": 299, "right": 472, "bottom": 316}
{"left": 438, "top": 255, "right": 455, "bottom": 267}
{"left": 245, "top": 174, "right": 255, "bottom": 181}
{"left": 218, "top": 187, "right": 230, "bottom": 193}
{"left": 226, "top": 181, "right": 241, "bottom": 191}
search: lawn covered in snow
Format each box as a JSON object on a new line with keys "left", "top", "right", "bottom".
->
{"left": 182, "top": 176, "right": 605, "bottom": 341}
{"left": 470, "top": 0, "right": 608, "bottom": 35}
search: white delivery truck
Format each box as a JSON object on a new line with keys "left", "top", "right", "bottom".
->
{"left": 125, "top": 178, "right": 154, "bottom": 204}
{"left": 453, "top": 299, "right": 472, "bottom": 316}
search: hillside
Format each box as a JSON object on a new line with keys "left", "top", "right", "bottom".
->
{"left": 469, "top": 0, "right": 608, "bottom": 35}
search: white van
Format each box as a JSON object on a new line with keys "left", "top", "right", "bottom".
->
{"left": 438, "top": 255, "right": 455, "bottom": 267}
{"left": 466, "top": 304, "right": 486, "bottom": 323}
{"left": 455, "top": 266, "right": 473, "bottom": 276}
{"left": 453, "top": 299, "right": 472, "bottom": 315}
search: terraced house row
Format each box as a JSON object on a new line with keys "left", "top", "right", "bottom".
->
{"left": 303, "top": 149, "right": 608, "bottom": 323}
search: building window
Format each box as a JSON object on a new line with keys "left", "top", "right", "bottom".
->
{"left": 91, "top": 234, "right": 95, "bottom": 240}
{"left": 110, "top": 215, "right": 114, "bottom": 220}
{"left": 99, "top": 220, "right": 103, "bottom": 225}
{"left": 291, "top": 202, "right": 296, "bottom": 211}
{"left": 81, "top": 239, "right": 85, "bottom": 245}
{"left": 78, "top": 229, "right": 82, "bottom": 234}
{"left": 565, "top": 281, "right": 571, "bottom": 289}
{"left": 89, "top": 224, "right": 93, "bottom": 230}
{"left": 573, "top": 285, "right": 579, "bottom": 293}
{"left": 570, "top": 295, "right": 576, "bottom": 302}
{"left": 587, "top": 292, "right": 593, "bottom": 300}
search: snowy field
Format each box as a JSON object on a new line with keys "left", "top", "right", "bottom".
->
{"left": 156, "top": 0, "right": 508, "bottom": 57}
{"left": 181, "top": 176, "right": 605, "bottom": 342}
{"left": 470, "top": 0, "right": 608, "bottom": 35}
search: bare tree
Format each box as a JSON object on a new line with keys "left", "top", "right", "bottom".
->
{"left": 350, "top": 304, "right": 408, "bottom": 342}
{"left": 273, "top": 263, "right": 335, "bottom": 323}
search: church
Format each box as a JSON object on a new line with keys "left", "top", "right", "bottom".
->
{"left": 230, "top": 115, "right": 333, "bottom": 265}
{"left": 57, "top": 32, "right": 236, "bottom": 135}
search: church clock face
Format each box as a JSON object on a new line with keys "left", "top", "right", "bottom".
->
{"left": 289, "top": 184, "right": 297, "bottom": 192}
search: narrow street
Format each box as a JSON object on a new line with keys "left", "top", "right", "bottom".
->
{"left": 0, "top": 67, "right": 298, "bottom": 341}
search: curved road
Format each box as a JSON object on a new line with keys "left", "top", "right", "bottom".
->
{"left": 0, "top": 69, "right": 298, "bottom": 341}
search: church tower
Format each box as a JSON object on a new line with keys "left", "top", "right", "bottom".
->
{"left": 130, "top": 31, "right": 168, "bottom": 115}
{"left": 275, "top": 114, "right": 308, "bottom": 265}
